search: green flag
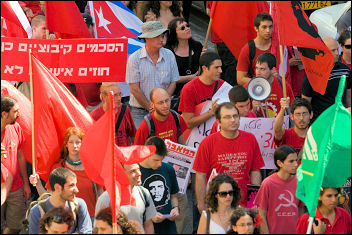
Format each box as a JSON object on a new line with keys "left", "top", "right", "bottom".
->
{"left": 296, "top": 75, "right": 351, "bottom": 217}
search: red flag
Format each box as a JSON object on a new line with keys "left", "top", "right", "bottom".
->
{"left": 80, "top": 93, "right": 155, "bottom": 212}
{"left": 1, "top": 1, "right": 32, "bottom": 38}
{"left": 1, "top": 81, "right": 32, "bottom": 163}
{"left": 45, "top": 1, "right": 92, "bottom": 38}
{"left": 31, "top": 53, "right": 93, "bottom": 181}
{"left": 211, "top": 1, "right": 268, "bottom": 58}
{"left": 273, "top": 1, "right": 334, "bottom": 95}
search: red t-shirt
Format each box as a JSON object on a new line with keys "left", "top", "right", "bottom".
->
{"left": 134, "top": 112, "right": 188, "bottom": 145}
{"left": 245, "top": 77, "right": 295, "bottom": 117}
{"left": 1, "top": 163, "right": 8, "bottom": 183}
{"left": 1, "top": 123, "right": 25, "bottom": 192}
{"left": 91, "top": 105, "right": 136, "bottom": 146}
{"left": 206, "top": 1, "right": 223, "bottom": 44}
{"left": 46, "top": 161, "right": 97, "bottom": 216}
{"left": 296, "top": 207, "right": 351, "bottom": 234}
{"left": 341, "top": 56, "right": 351, "bottom": 70}
{"left": 178, "top": 77, "right": 225, "bottom": 113}
{"left": 192, "top": 130, "right": 264, "bottom": 207}
{"left": 274, "top": 128, "right": 305, "bottom": 154}
{"left": 236, "top": 42, "right": 272, "bottom": 76}
{"left": 254, "top": 173, "right": 302, "bottom": 234}
{"left": 210, "top": 111, "right": 257, "bottom": 134}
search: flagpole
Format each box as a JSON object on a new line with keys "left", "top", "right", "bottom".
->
{"left": 279, "top": 45, "right": 287, "bottom": 98}
{"left": 29, "top": 49, "right": 36, "bottom": 186}
{"left": 306, "top": 217, "right": 314, "bottom": 234}
{"left": 203, "top": 18, "right": 213, "bottom": 50}
{"left": 109, "top": 91, "right": 117, "bottom": 234}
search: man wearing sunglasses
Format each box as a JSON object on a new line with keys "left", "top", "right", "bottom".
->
{"left": 193, "top": 102, "right": 264, "bottom": 211}
{"left": 302, "top": 37, "right": 351, "bottom": 124}
{"left": 273, "top": 97, "right": 313, "bottom": 157}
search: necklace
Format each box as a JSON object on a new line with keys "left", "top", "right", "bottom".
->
{"left": 217, "top": 211, "right": 230, "bottom": 230}
{"left": 66, "top": 158, "right": 81, "bottom": 166}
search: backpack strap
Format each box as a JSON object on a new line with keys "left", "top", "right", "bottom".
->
{"left": 170, "top": 109, "right": 181, "bottom": 139}
{"left": 212, "top": 80, "right": 219, "bottom": 97}
{"left": 248, "top": 40, "right": 256, "bottom": 77}
{"left": 144, "top": 113, "right": 155, "bottom": 138}
{"left": 38, "top": 200, "right": 47, "bottom": 218}
{"left": 68, "top": 199, "right": 80, "bottom": 230}
{"left": 206, "top": 209, "right": 211, "bottom": 234}
{"left": 115, "top": 104, "right": 127, "bottom": 131}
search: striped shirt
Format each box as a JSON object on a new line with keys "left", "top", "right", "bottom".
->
{"left": 126, "top": 46, "right": 180, "bottom": 108}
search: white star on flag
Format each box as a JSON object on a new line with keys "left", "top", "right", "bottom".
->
{"left": 95, "top": 6, "right": 111, "bottom": 34}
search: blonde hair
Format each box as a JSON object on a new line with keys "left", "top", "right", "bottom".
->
{"left": 99, "top": 82, "right": 120, "bottom": 101}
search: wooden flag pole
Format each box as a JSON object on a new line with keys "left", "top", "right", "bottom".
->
{"left": 279, "top": 45, "right": 287, "bottom": 98}
{"left": 29, "top": 49, "right": 36, "bottom": 185}
{"left": 203, "top": 18, "right": 213, "bottom": 50}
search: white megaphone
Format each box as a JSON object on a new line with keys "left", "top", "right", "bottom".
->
{"left": 247, "top": 77, "right": 272, "bottom": 101}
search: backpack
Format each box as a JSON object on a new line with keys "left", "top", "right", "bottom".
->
{"left": 144, "top": 109, "right": 181, "bottom": 139}
{"left": 22, "top": 193, "right": 79, "bottom": 234}
{"left": 136, "top": 186, "right": 150, "bottom": 224}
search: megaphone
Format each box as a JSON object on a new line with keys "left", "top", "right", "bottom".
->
{"left": 247, "top": 77, "right": 272, "bottom": 101}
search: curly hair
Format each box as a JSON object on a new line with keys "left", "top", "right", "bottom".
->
{"left": 165, "top": 17, "right": 197, "bottom": 49}
{"left": 95, "top": 207, "right": 142, "bottom": 234}
{"left": 39, "top": 207, "right": 74, "bottom": 234}
{"left": 143, "top": 1, "right": 182, "bottom": 21}
{"left": 227, "top": 207, "right": 260, "bottom": 234}
{"left": 206, "top": 174, "right": 241, "bottom": 213}
{"left": 58, "top": 127, "right": 85, "bottom": 167}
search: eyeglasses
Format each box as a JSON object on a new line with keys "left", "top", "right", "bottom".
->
{"left": 236, "top": 222, "right": 254, "bottom": 227}
{"left": 179, "top": 24, "right": 190, "bottom": 31}
{"left": 344, "top": 44, "right": 351, "bottom": 49}
{"left": 293, "top": 112, "right": 309, "bottom": 118}
{"left": 217, "top": 190, "right": 234, "bottom": 198}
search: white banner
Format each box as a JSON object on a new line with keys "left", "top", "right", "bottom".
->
{"left": 163, "top": 139, "right": 197, "bottom": 194}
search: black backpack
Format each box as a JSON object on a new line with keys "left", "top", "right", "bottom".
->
{"left": 144, "top": 109, "right": 181, "bottom": 139}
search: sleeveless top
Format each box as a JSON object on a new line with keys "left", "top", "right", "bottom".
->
{"left": 202, "top": 210, "right": 230, "bottom": 234}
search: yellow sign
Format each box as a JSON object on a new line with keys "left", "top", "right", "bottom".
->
{"left": 301, "top": 1, "right": 331, "bottom": 10}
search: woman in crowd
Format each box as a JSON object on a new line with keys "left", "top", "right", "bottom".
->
{"left": 165, "top": 17, "right": 205, "bottom": 111}
{"left": 39, "top": 207, "right": 74, "bottom": 234}
{"left": 338, "top": 29, "right": 351, "bottom": 69}
{"left": 142, "top": 1, "right": 183, "bottom": 28}
{"left": 30, "top": 127, "right": 103, "bottom": 222}
{"left": 227, "top": 207, "right": 261, "bottom": 234}
{"left": 95, "top": 207, "right": 142, "bottom": 234}
{"left": 197, "top": 174, "right": 241, "bottom": 234}
{"left": 296, "top": 187, "right": 351, "bottom": 234}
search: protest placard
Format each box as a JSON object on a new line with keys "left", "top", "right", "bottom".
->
{"left": 163, "top": 139, "right": 197, "bottom": 194}
{"left": 1, "top": 37, "right": 127, "bottom": 82}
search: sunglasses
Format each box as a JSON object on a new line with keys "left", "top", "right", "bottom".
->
{"left": 344, "top": 44, "right": 351, "bottom": 49}
{"left": 179, "top": 24, "right": 190, "bottom": 31}
{"left": 217, "top": 190, "right": 234, "bottom": 198}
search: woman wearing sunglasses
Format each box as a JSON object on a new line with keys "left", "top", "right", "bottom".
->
{"left": 197, "top": 174, "right": 241, "bottom": 234}
{"left": 39, "top": 207, "right": 74, "bottom": 234}
{"left": 338, "top": 29, "right": 351, "bottom": 69}
{"left": 165, "top": 17, "right": 206, "bottom": 112}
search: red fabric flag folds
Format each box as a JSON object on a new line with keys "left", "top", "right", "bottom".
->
{"left": 273, "top": 1, "right": 334, "bottom": 95}
{"left": 45, "top": 1, "right": 92, "bottom": 38}
{"left": 1, "top": 81, "right": 32, "bottom": 162}
{"left": 31, "top": 54, "right": 93, "bottom": 181}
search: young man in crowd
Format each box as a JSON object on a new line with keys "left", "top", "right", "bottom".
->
{"left": 28, "top": 167, "right": 92, "bottom": 234}
{"left": 139, "top": 136, "right": 180, "bottom": 234}
{"left": 254, "top": 145, "right": 304, "bottom": 234}
{"left": 1, "top": 96, "right": 30, "bottom": 234}
{"left": 193, "top": 102, "right": 264, "bottom": 210}
{"left": 95, "top": 163, "right": 157, "bottom": 233}
{"left": 274, "top": 97, "right": 313, "bottom": 155}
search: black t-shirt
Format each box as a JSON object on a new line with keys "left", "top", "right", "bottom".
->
{"left": 165, "top": 40, "right": 203, "bottom": 96}
{"left": 301, "top": 61, "right": 351, "bottom": 123}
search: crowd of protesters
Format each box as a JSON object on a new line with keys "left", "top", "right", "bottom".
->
{"left": 1, "top": 1, "right": 351, "bottom": 234}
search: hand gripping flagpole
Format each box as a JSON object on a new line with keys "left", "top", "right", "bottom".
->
{"left": 109, "top": 91, "right": 118, "bottom": 234}
{"left": 29, "top": 49, "right": 36, "bottom": 186}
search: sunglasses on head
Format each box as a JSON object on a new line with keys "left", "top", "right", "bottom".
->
{"left": 217, "top": 190, "right": 234, "bottom": 198}
{"left": 179, "top": 24, "right": 190, "bottom": 31}
{"left": 344, "top": 44, "right": 351, "bottom": 49}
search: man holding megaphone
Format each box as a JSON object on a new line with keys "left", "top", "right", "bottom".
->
{"left": 247, "top": 52, "right": 295, "bottom": 118}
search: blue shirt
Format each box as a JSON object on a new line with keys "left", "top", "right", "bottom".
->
{"left": 29, "top": 197, "right": 92, "bottom": 234}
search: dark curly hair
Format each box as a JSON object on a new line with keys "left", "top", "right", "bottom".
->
{"left": 227, "top": 207, "right": 260, "bottom": 234}
{"left": 96, "top": 207, "right": 142, "bottom": 234}
{"left": 165, "top": 17, "right": 197, "bottom": 49}
{"left": 39, "top": 207, "right": 74, "bottom": 234}
{"left": 206, "top": 174, "right": 241, "bottom": 213}
{"left": 143, "top": 1, "right": 182, "bottom": 21}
